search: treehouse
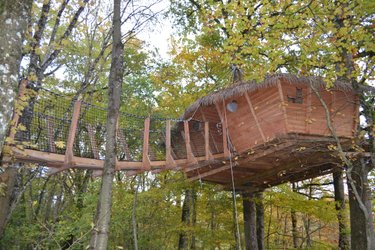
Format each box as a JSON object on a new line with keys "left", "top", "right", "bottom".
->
{"left": 1, "top": 74, "right": 368, "bottom": 192}
{"left": 173, "top": 74, "right": 361, "bottom": 190}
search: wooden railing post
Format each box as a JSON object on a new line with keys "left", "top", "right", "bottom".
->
{"left": 64, "top": 100, "right": 81, "bottom": 167}
{"left": 205, "top": 122, "right": 213, "bottom": 161}
{"left": 165, "top": 120, "right": 176, "bottom": 168}
{"left": 142, "top": 117, "right": 151, "bottom": 170}
{"left": 215, "top": 101, "right": 230, "bottom": 158}
{"left": 184, "top": 120, "right": 198, "bottom": 165}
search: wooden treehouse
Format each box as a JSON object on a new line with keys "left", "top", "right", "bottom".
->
{"left": 1, "top": 74, "right": 369, "bottom": 191}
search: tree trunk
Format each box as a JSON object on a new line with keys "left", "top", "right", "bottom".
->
{"left": 232, "top": 191, "right": 241, "bottom": 250}
{"left": 132, "top": 176, "right": 139, "bottom": 250}
{"left": 333, "top": 171, "right": 349, "bottom": 250}
{"left": 291, "top": 209, "right": 298, "bottom": 248}
{"left": 243, "top": 192, "right": 258, "bottom": 250}
{"left": 255, "top": 192, "right": 264, "bottom": 250}
{"left": 291, "top": 183, "right": 298, "bottom": 248}
{"left": 0, "top": 167, "right": 18, "bottom": 238}
{"left": 178, "top": 189, "right": 193, "bottom": 250}
{"left": 348, "top": 161, "right": 375, "bottom": 250}
{"left": 89, "top": 0, "right": 123, "bottom": 248}
{"left": 0, "top": 0, "right": 32, "bottom": 150}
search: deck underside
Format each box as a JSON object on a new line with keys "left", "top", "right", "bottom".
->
{"left": 185, "top": 133, "right": 356, "bottom": 191}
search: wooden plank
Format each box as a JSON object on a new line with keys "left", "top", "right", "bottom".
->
{"left": 184, "top": 121, "right": 198, "bottom": 165}
{"left": 46, "top": 116, "right": 56, "bottom": 153}
{"left": 87, "top": 124, "right": 99, "bottom": 159}
{"left": 205, "top": 122, "right": 213, "bottom": 160}
{"left": 142, "top": 117, "right": 151, "bottom": 170}
{"left": 165, "top": 120, "right": 177, "bottom": 168}
{"left": 200, "top": 109, "right": 219, "bottom": 153}
{"left": 64, "top": 100, "right": 81, "bottom": 166}
{"left": 245, "top": 92, "right": 266, "bottom": 142}
{"left": 215, "top": 101, "right": 230, "bottom": 157}
{"left": 277, "top": 80, "right": 289, "bottom": 133}
{"left": 8, "top": 79, "right": 28, "bottom": 141}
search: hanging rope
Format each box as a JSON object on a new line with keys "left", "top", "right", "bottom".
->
{"left": 223, "top": 99, "right": 242, "bottom": 250}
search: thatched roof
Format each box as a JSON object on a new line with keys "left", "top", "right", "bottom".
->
{"left": 183, "top": 73, "right": 374, "bottom": 118}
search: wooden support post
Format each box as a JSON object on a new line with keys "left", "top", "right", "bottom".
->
{"left": 277, "top": 80, "right": 289, "bottom": 133}
{"left": 184, "top": 120, "right": 198, "bottom": 165}
{"left": 165, "top": 120, "right": 176, "bottom": 169}
{"left": 46, "top": 116, "right": 56, "bottom": 153}
{"left": 87, "top": 124, "right": 99, "bottom": 159}
{"left": 64, "top": 100, "right": 81, "bottom": 166}
{"left": 205, "top": 122, "right": 213, "bottom": 161}
{"left": 142, "top": 117, "right": 151, "bottom": 170}
{"left": 8, "top": 79, "right": 28, "bottom": 141}
{"left": 245, "top": 92, "right": 266, "bottom": 142}
{"left": 215, "top": 101, "right": 230, "bottom": 158}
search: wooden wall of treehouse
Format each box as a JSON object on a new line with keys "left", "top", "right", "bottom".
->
{"left": 183, "top": 80, "right": 358, "bottom": 156}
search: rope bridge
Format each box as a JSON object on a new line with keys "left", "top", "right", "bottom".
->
{"left": 3, "top": 80, "right": 227, "bottom": 178}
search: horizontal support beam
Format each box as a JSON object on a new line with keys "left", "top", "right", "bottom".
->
{"left": 2, "top": 147, "right": 226, "bottom": 173}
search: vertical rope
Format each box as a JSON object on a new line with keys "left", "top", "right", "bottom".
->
{"left": 223, "top": 99, "right": 242, "bottom": 250}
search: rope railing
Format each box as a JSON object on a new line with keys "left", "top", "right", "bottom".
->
{"left": 10, "top": 80, "right": 225, "bottom": 169}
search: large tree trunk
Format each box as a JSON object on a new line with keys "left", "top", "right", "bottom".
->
{"left": 243, "top": 192, "right": 258, "bottom": 250}
{"left": 0, "top": 167, "right": 18, "bottom": 237}
{"left": 89, "top": 0, "right": 124, "bottom": 248}
{"left": 348, "top": 161, "right": 375, "bottom": 250}
{"left": 255, "top": 192, "right": 264, "bottom": 250}
{"left": 333, "top": 170, "right": 349, "bottom": 250}
{"left": 0, "top": 0, "right": 32, "bottom": 150}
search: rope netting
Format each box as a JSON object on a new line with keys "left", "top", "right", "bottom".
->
{"left": 14, "top": 86, "right": 225, "bottom": 163}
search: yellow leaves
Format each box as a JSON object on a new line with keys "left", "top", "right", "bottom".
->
{"left": 296, "top": 147, "right": 306, "bottom": 152}
{"left": 327, "top": 144, "right": 337, "bottom": 151}
{"left": 55, "top": 141, "right": 66, "bottom": 149}
{"left": 78, "top": 0, "right": 86, "bottom": 7}
{"left": 17, "top": 123, "right": 26, "bottom": 131}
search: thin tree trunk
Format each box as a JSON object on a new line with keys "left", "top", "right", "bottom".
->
{"left": 132, "top": 176, "right": 139, "bottom": 250}
{"left": 232, "top": 191, "right": 241, "bottom": 250}
{"left": 291, "top": 209, "right": 298, "bottom": 248}
{"left": 89, "top": 0, "right": 123, "bottom": 248}
{"left": 348, "top": 160, "right": 375, "bottom": 250}
{"left": 291, "top": 183, "right": 298, "bottom": 248}
{"left": 242, "top": 192, "right": 258, "bottom": 250}
{"left": 333, "top": 170, "right": 349, "bottom": 250}
{"left": 191, "top": 189, "right": 197, "bottom": 250}
{"left": 255, "top": 192, "right": 264, "bottom": 250}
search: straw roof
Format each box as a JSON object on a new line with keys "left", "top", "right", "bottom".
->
{"left": 183, "top": 73, "right": 374, "bottom": 118}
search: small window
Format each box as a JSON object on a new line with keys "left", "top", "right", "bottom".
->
{"left": 287, "top": 87, "right": 303, "bottom": 104}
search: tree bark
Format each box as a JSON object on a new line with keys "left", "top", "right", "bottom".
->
{"left": 0, "top": 0, "right": 32, "bottom": 150}
{"left": 255, "top": 192, "right": 264, "bottom": 250}
{"left": 333, "top": 170, "right": 349, "bottom": 250}
{"left": 0, "top": 167, "right": 18, "bottom": 238}
{"left": 89, "top": 0, "right": 123, "bottom": 248}
{"left": 291, "top": 183, "right": 298, "bottom": 248}
{"left": 178, "top": 189, "right": 193, "bottom": 250}
{"left": 348, "top": 161, "right": 375, "bottom": 250}
{"left": 243, "top": 192, "right": 258, "bottom": 250}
